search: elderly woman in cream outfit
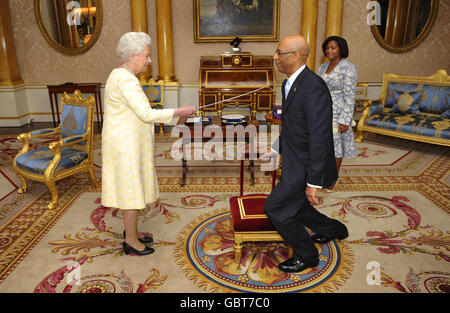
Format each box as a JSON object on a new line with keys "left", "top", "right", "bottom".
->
{"left": 102, "top": 32, "right": 196, "bottom": 255}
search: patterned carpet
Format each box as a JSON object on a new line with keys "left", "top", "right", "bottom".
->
{"left": 0, "top": 132, "right": 449, "bottom": 293}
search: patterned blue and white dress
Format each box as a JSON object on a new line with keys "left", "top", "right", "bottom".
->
{"left": 318, "top": 59, "right": 358, "bottom": 158}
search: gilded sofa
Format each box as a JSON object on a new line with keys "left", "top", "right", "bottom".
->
{"left": 356, "top": 70, "right": 449, "bottom": 146}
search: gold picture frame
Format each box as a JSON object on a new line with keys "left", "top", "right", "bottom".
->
{"left": 194, "top": 0, "right": 280, "bottom": 43}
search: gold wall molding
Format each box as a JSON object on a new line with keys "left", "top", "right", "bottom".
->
{"left": 323, "top": 0, "right": 344, "bottom": 63}
{"left": 325, "top": 0, "right": 344, "bottom": 37}
{"left": 155, "top": 0, "right": 177, "bottom": 83}
{"left": 0, "top": 0, "right": 23, "bottom": 86}
{"left": 131, "top": 0, "right": 151, "bottom": 81}
{"left": 131, "top": 0, "right": 148, "bottom": 33}
{"left": 300, "top": 0, "right": 319, "bottom": 71}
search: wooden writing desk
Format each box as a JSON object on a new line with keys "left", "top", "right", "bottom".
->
{"left": 47, "top": 83, "right": 103, "bottom": 130}
{"left": 198, "top": 52, "right": 275, "bottom": 117}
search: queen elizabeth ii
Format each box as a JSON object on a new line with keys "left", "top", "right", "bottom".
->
{"left": 102, "top": 32, "right": 196, "bottom": 255}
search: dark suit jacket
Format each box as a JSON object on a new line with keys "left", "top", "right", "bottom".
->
{"left": 273, "top": 66, "right": 337, "bottom": 191}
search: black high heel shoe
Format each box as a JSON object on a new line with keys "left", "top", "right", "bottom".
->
{"left": 122, "top": 241, "right": 155, "bottom": 256}
{"left": 123, "top": 230, "right": 153, "bottom": 244}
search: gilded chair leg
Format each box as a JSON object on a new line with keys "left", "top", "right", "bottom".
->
{"left": 45, "top": 181, "right": 58, "bottom": 209}
{"left": 17, "top": 174, "right": 28, "bottom": 194}
{"left": 355, "top": 130, "right": 363, "bottom": 143}
{"left": 88, "top": 167, "right": 100, "bottom": 188}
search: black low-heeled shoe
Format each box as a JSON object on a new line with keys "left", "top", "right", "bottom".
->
{"left": 123, "top": 230, "right": 153, "bottom": 244}
{"left": 122, "top": 241, "right": 155, "bottom": 256}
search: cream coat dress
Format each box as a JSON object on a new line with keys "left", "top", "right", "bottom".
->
{"left": 101, "top": 68, "right": 174, "bottom": 210}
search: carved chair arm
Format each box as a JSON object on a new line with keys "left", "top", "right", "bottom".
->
{"left": 362, "top": 99, "right": 383, "bottom": 115}
{"left": 357, "top": 100, "right": 384, "bottom": 131}
{"left": 44, "top": 133, "right": 88, "bottom": 178}
{"left": 48, "top": 133, "right": 88, "bottom": 152}
{"left": 30, "top": 127, "right": 61, "bottom": 137}
{"left": 16, "top": 127, "right": 62, "bottom": 155}
{"left": 61, "top": 134, "right": 87, "bottom": 146}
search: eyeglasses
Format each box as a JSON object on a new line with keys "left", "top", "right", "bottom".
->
{"left": 275, "top": 50, "right": 297, "bottom": 55}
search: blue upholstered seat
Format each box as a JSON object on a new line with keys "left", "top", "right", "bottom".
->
{"left": 15, "top": 146, "right": 88, "bottom": 175}
{"left": 366, "top": 113, "right": 450, "bottom": 140}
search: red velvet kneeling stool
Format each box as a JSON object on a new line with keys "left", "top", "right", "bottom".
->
{"left": 229, "top": 159, "right": 293, "bottom": 264}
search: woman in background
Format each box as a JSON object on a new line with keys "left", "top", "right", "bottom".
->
{"left": 102, "top": 32, "right": 196, "bottom": 255}
{"left": 318, "top": 36, "right": 358, "bottom": 191}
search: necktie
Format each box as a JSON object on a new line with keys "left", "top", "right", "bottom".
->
{"left": 284, "top": 79, "right": 291, "bottom": 99}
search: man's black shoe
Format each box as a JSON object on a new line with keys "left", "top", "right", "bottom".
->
{"left": 278, "top": 257, "right": 319, "bottom": 273}
{"left": 311, "top": 228, "right": 349, "bottom": 244}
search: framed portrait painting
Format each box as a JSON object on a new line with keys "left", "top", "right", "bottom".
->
{"left": 194, "top": 0, "right": 280, "bottom": 42}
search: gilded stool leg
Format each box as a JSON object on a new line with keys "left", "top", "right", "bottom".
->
{"left": 17, "top": 174, "right": 28, "bottom": 193}
{"left": 234, "top": 235, "right": 243, "bottom": 264}
{"left": 45, "top": 181, "right": 58, "bottom": 209}
{"left": 234, "top": 243, "right": 243, "bottom": 264}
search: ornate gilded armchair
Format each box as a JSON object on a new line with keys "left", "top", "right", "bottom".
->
{"left": 13, "top": 90, "right": 99, "bottom": 209}
{"left": 141, "top": 77, "right": 165, "bottom": 133}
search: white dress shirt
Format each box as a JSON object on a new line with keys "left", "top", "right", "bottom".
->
{"left": 285, "top": 64, "right": 306, "bottom": 98}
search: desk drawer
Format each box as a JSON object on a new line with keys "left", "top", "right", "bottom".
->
{"left": 257, "top": 93, "right": 273, "bottom": 110}
{"left": 222, "top": 93, "right": 252, "bottom": 104}
{"left": 200, "top": 93, "right": 219, "bottom": 111}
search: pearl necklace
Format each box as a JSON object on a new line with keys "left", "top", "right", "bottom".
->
{"left": 120, "top": 63, "right": 135, "bottom": 75}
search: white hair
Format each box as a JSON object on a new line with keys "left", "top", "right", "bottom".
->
{"left": 116, "top": 32, "right": 151, "bottom": 62}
